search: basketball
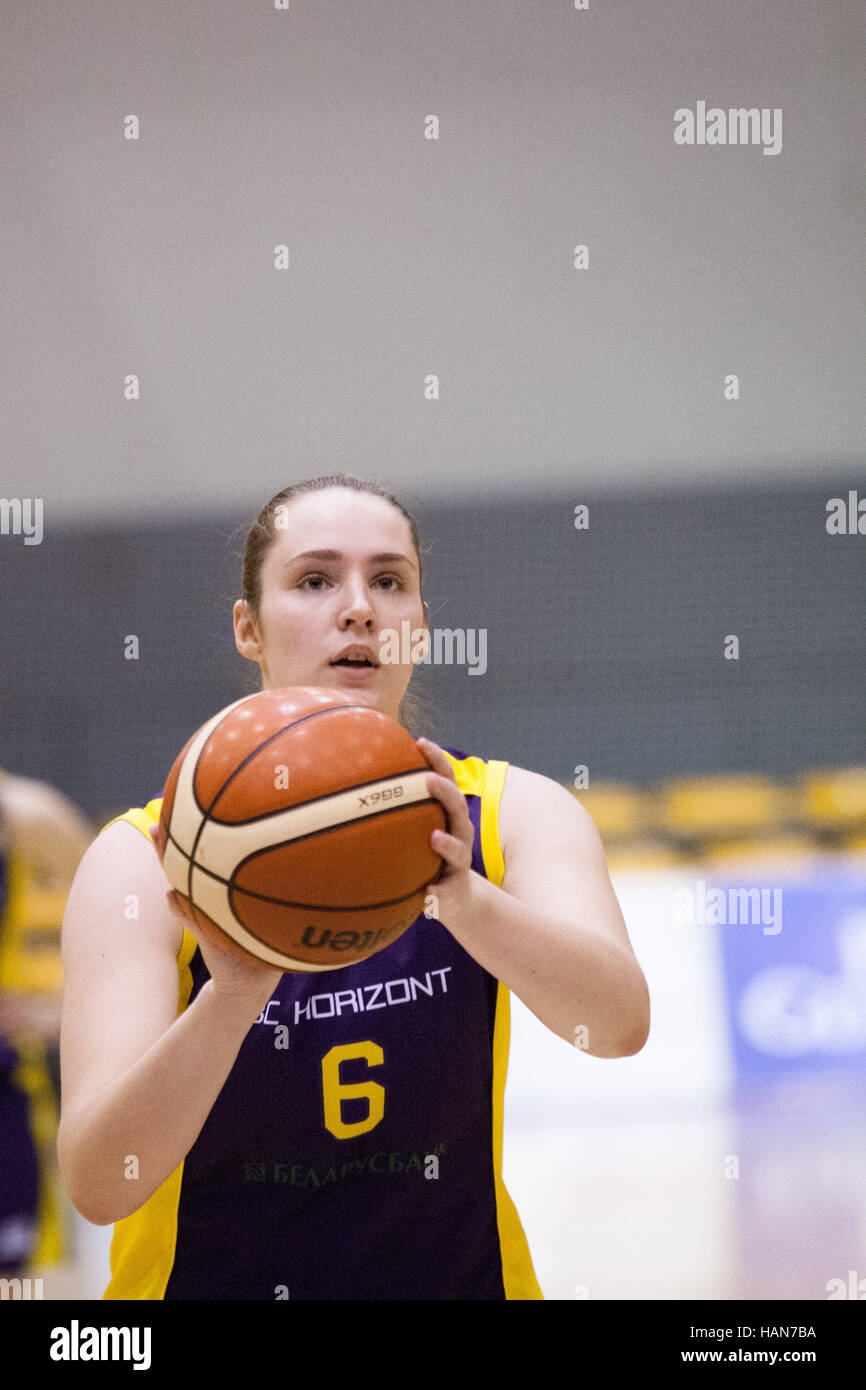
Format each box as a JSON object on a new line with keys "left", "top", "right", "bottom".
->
{"left": 157, "top": 686, "right": 446, "bottom": 971}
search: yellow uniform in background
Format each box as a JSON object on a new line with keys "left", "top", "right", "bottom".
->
{"left": 0, "top": 772, "right": 92, "bottom": 1272}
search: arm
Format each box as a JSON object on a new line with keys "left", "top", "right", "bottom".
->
{"left": 419, "top": 743, "right": 650, "bottom": 1058}
{"left": 58, "top": 821, "right": 282, "bottom": 1225}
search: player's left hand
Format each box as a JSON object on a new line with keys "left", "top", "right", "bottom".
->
{"left": 416, "top": 737, "right": 476, "bottom": 925}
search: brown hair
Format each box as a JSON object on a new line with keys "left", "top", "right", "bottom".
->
{"left": 240, "top": 474, "right": 435, "bottom": 736}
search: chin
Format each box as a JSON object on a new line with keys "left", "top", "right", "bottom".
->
{"left": 322, "top": 677, "right": 378, "bottom": 702}
{"left": 328, "top": 681, "right": 400, "bottom": 720}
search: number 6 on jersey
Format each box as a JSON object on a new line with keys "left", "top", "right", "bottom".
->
{"left": 321, "top": 1041, "right": 385, "bottom": 1139}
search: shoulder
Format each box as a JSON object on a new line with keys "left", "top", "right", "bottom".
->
{"left": 495, "top": 765, "right": 629, "bottom": 952}
{"left": 69, "top": 815, "right": 164, "bottom": 897}
{"left": 498, "top": 763, "right": 605, "bottom": 866}
{"left": 64, "top": 816, "right": 184, "bottom": 958}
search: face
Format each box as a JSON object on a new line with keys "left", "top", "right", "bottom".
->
{"left": 234, "top": 488, "right": 427, "bottom": 721}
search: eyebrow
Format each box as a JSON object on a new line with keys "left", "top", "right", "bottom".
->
{"left": 283, "top": 550, "right": 415, "bottom": 568}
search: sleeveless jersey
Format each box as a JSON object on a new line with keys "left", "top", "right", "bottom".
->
{"left": 103, "top": 748, "right": 543, "bottom": 1300}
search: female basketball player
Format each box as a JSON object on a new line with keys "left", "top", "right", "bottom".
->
{"left": 58, "top": 475, "right": 650, "bottom": 1300}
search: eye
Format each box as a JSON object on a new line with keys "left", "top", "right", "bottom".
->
{"left": 297, "top": 572, "right": 403, "bottom": 593}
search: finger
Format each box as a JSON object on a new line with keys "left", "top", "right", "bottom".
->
{"left": 432, "top": 817, "right": 473, "bottom": 861}
{"left": 425, "top": 770, "right": 472, "bottom": 829}
{"left": 432, "top": 828, "right": 474, "bottom": 870}
{"left": 417, "top": 737, "right": 457, "bottom": 782}
{"left": 166, "top": 888, "right": 195, "bottom": 925}
{"left": 168, "top": 890, "right": 257, "bottom": 966}
{"left": 149, "top": 822, "right": 168, "bottom": 859}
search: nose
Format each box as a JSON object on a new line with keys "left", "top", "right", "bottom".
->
{"left": 338, "top": 572, "right": 375, "bottom": 628}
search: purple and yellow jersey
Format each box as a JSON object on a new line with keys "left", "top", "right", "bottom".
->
{"left": 103, "top": 749, "right": 543, "bottom": 1301}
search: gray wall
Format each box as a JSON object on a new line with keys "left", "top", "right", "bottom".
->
{"left": 2, "top": 0, "right": 863, "bottom": 520}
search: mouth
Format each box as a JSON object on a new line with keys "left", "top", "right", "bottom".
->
{"left": 330, "top": 657, "right": 378, "bottom": 670}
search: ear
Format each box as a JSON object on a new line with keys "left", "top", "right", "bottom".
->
{"left": 233, "top": 599, "right": 264, "bottom": 664}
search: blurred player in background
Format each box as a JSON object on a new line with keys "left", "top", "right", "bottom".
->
{"left": 0, "top": 771, "right": 92, "bottom": 1281}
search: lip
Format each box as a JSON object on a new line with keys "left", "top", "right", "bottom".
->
{"left": 327, "top": 661, "right": 379, "bottom": 685}
{"left": 330, "top": 647, "right": 380, "bottom": 667}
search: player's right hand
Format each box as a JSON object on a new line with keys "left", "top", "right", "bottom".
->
{"left": 148, "top": 824, "right": 284, "bottom": 1007}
